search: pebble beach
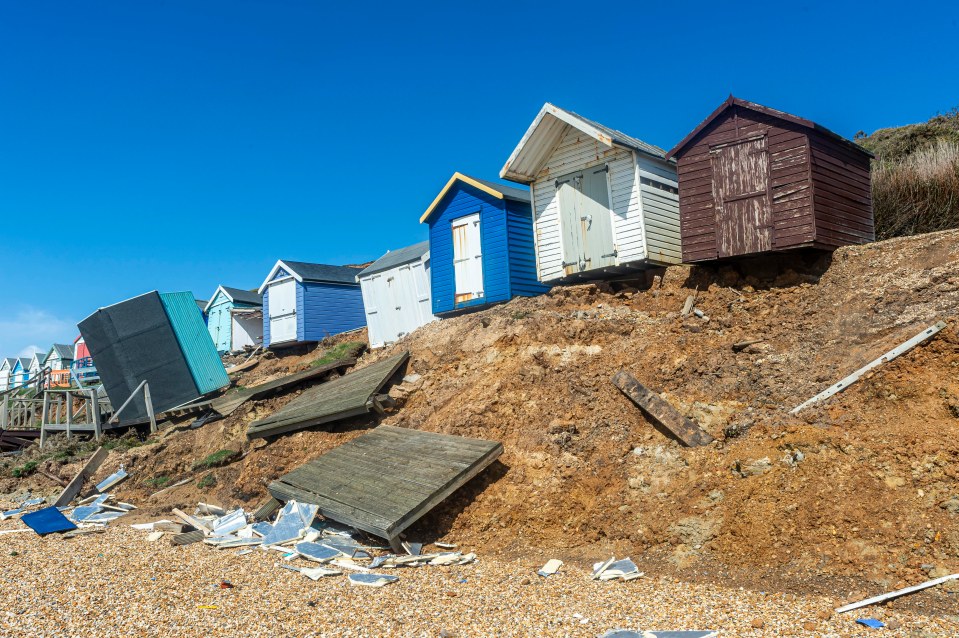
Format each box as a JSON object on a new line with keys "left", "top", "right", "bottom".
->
{"left": 0, "top": 524, "right": 956, "bottom": 637}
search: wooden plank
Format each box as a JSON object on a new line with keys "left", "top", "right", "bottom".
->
{"left": 247, "top": 352, "right": 409, "bottom": 439}
{"left": 791, "top": 322, "right": 946, "bottom": 414}
{"left": 171, "top": 529, "right": 205, "bottom": 546}
{"left": 612, "top": 372, "right": 714, "bottom": 447}
{"left": 835, "top": 573, "right": 959, "bottom": 614}
{"left": 252, "top": 496, "right": 282, "bottom": 521}
{"left": 268, "top": 425, "right": 502, "bottom": 542}
{"left": 172, "top": 508, "right": 212, "bottom": 534}
{"left": 211, "top": 356, "right": 358, "bottom": 418}
{"left": 53, "top": 446, "right": 108, "bottom": 507}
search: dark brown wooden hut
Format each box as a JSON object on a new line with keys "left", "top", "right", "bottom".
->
{"left": 666, "top": 97, "right": 874, "bottom": 262}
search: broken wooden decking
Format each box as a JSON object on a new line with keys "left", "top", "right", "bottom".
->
{"left": 612, "top": 371, "right": 714, "bottom": 447}
{"left": 247, "top": 352, "right": 409, "bottom": 439}
{"left": 268, "top": 425, "right": 502, "bottom": 546}
{"left": 211, "top": 356, "right": 359, "bottom": 419}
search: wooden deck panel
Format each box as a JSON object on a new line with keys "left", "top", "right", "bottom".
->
{"left": 247, "top": 352, "right": 409, "bottom": 439}
{"left": 211, "top": 356, "right": 357, "bottom": 418}
{"left": 268, "top": 425, "right": 503, "bottom": 541}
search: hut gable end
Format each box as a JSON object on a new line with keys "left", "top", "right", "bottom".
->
{"left": 670, "top": 98, "right": 872, "bottom": 262}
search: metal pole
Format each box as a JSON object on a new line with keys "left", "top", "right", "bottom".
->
{"left": 108, "top": 379, "right": 147, "bottom": 424}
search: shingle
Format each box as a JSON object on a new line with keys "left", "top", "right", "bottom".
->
{"left": 282, "top": 261, "right": 365, "bottom": 285}
{"left": 220, "top": 286, "right": 263, "bottom": 306}
{"left": 356, "top": 241, "right": 430, "bottom": 278}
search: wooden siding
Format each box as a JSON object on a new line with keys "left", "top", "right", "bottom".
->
{"left": 359, "top": 260, "right": 435, "bottom": 349}
{"left": 299, "top": 281, "right": 366, "bottom": 342}
{"left": 676, "top": 105, "right": 813, "bottom": 262}
{"left": 428, "top": 184, "right": 512, "bottom": 315}
{"left": 809, "top": 132, "right": 875, "bottom": 248}
{"left": 262, "top": 288, "right": 271, "bottom": 346}
{"left": 505, "top": 198, "right": 551, "bottom": 297}
{"left": 637, "top": 154, "right": 682, "bottom": 264}
{"left": 530, "top": 125, "right": 648, "bottom": 281}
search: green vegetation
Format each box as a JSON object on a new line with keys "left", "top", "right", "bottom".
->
{"left": 856, "top": 108, "right": 959, "bottom": 160}
{"left": 511, "top": 311, "right": 531, "bottom": 320}
{"left": 311, "top": 341, "right": 366, "bottom": 368}
{"left": 191, "top": 449, "right": 240, "bottom": 470}
{"left": 197, "top": 474, "right": 216, "bottom": 489}
{"left": 856, "top": 108, "right": 959, "bottom": 239}
{"left": 145, "top": 476, "right": 170, "bottom": 488}
{"left": 12, "top": 461, "right": 38, "bottom": 478}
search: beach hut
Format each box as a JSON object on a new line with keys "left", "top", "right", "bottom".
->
{"left": 204, "top": 286, "right": 263, "bottom": 353}
{"left": 500, "top": 103, "right": 681, "bottom": 283}
{"left": 79, "top": 291, "right": 230, "bottom": 423}
{"left": 28, "top": 351, "right": 46, "bottom": 378}
{"left": 257, "top": 260, "right": 366, "bottom": 348}
{"left": 11, "top": 358, "right": 30, "bottom": 388}
{"left": 665, "top": 96, "right": 874, "bottom": 261}
{"left": 0, "top": 358, "right": 14, "bottom": 391}
{"left": 356, "top": 241, "right": 435, "bottom": 348}
{"left": 43, "top": 344, "right": 74, "bottom": 387}
{"left": 420, "top": 172, "right": 548, "bottom": 316}
{"left": 71, "top": 335, "right": 98, "bottom": 384}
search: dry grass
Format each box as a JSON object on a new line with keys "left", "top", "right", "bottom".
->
{"left": 873, "top": 141, "right": 959, "bottom": 239}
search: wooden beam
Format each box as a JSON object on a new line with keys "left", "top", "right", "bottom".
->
{"left": 53, "top": 446, "right": 109, "bottom": 507}
{"left": 835, "top": 573, "right": 959, "bottom": 613}
{"left": 612, "top": 371, "right": 714, "bottom": 447}
{"left": 172, "top": 508, "right": 212, "bottom": 535}
{"left": 791, "top": 321, "right": 946, "bottom": 414}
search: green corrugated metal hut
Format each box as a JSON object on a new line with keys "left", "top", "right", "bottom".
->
{"left": 159, "top": 292, "right": 230, "bottom": 394}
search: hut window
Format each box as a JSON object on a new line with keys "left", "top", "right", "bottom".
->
{"left": 640, "top": 176, "right": 678, "bottom": 195}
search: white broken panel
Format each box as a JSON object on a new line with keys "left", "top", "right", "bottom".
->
{"left": 348, "top": 573, "right": 399, "bottom": 588}
{"left": 96, "top": 467, "right": 128, "bottom": 492}
{"left": 211, "top": 509, "right": 247, "bottom": 536}
{"left": 294, "top": 541, "right": 343, "bottom": 563}
{"left": 260, "top": 501, "right": 318, "bottom": 546}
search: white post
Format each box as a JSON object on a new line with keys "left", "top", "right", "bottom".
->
{"left": 144, "top": 382, "right": 157, "bottom": 433}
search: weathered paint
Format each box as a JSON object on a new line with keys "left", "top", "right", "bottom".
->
{"left": 504, "top": 105, "right": 680, "bottom": 283}
{"left": 425, "top": 178, "right": 547, "bottom": 316}
{"left": 668, "top": 97, "right": 873, "bottom": 261}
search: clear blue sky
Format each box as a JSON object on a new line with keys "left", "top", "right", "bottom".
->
{"left": 1, "top": 0, "right": 957, "bottom": 356}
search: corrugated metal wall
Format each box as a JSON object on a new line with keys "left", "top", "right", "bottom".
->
{"left": 159, "top": 292, "right": 229, "bottom": 394}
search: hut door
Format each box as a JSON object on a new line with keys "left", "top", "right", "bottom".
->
{"left": 452, "top": 213, "right": 483, "bottom": 304}
{"left": 712, "top": 137, "right": 771, "bottom": 257}
{"left": 557, "top": 166, "right": 616, "bottom": 275}
{"left": 268, "top": 278, "right": 297, "bottom": 344}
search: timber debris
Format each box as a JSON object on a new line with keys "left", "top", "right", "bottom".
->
{"left": 612, "top": 371, "right": 714, "bottom": 447}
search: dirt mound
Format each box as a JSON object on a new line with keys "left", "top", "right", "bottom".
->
{"left": 85, "top": 229, "right": 959, "bottom": 594}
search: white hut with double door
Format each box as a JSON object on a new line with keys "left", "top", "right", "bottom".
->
{"left": 500, "top": 103, "right": 681, "bottom": 282}
{"left": 356, "top": 241, "right": 435, "bottom": 348}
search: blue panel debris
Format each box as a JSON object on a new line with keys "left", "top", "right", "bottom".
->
{"left": 22, "top": 506, "right": 78, "bottom": 536}
{"left": 856, "top": 618, "right": 886, "bottom": 629}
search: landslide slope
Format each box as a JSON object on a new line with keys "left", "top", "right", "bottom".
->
{"left": 102, "top": 229, "right": 959, "bottom": 589}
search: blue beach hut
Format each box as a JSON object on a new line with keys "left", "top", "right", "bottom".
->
{"left": 257, "top": 260, "right": 366, "bottom": 348}
{"left": 204, "top": 286, "right": 263, "bottom": 353}
{"left": 419, "top": 172, "right": 548, "bottom": 317}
